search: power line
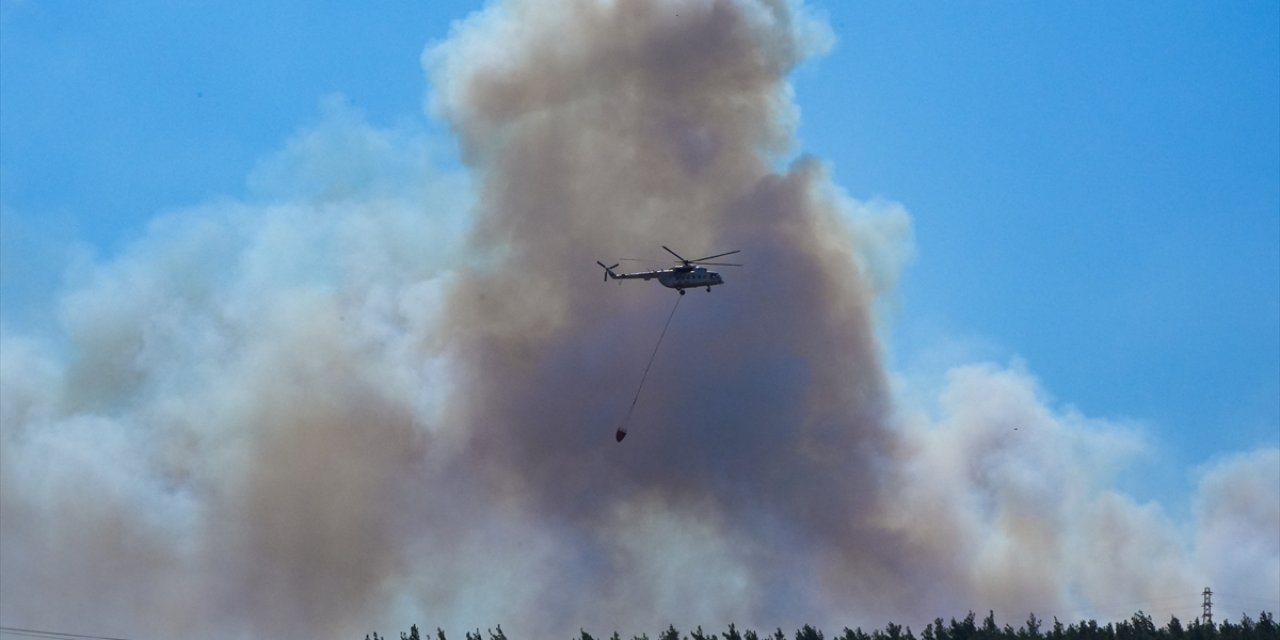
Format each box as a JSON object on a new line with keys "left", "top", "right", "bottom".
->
{"left": 972, "top": 588, "right": 1277, "bottom": 628}
{"left": 0, "top": 626, "right": 135, "bottom": 640}
{"left": 1054, "top": 593, "right": 1205, "bottom": 624}
{"left": 1214, "top": 592, "right": 1280, "bottom": 607}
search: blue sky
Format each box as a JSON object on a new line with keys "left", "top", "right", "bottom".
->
{"left": 795, "top": 2, "right": 1280, "bottom": 499}
{"left": 2, "top": 1, "right": 1277, "bottom": 502}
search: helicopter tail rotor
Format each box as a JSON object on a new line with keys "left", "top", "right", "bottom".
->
{"left": 596, "top": 261, "right": 620, "bottom": 282}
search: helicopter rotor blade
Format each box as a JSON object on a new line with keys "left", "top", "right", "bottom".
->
{"left": 689, "top": 249, "right": 741, "bottom": 263}
{"left": 697, "top": 261, "right": 742, "bottom": 267}
{"left": 662, "top": 245, "right": 689, "bottom": 264}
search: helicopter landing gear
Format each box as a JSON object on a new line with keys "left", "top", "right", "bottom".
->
{"left": 678, "top": 289, "right": 686, "bottom": 295}
{"left": 705, "top": 286, "right": 711, "bottom": 292}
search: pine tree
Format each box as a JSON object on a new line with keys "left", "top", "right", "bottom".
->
{"left": 360, "top": 608, "right": 1280, "bottom": 640}
{"left": 1021, "top": 614, "right": 1042, "bottom": 640}
{"left": 796, "top": 624, "right": 825, "bottom": 640}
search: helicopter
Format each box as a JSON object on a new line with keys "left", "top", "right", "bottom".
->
{"left": 596, "top": 246, "right": 741, "bottom": 294}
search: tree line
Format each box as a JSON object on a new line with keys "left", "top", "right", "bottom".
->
{"left": 366, "top": 609, "right": 1279, "bottom": 640}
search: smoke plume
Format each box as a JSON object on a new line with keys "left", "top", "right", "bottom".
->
{"left": 1, "top": 1, "right": 1276, "bottom": 638}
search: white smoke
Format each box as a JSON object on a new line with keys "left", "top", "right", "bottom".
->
{"left": 1, "top": 98, "right": 469, "bottom": 638}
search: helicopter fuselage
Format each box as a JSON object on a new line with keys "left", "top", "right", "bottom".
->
{"left": 598, "top": 264, "right": 724, "bottom": 293}
{"left": 596, "top": 246, "right": 738, "bottom": 294}
{"left": 653, "top": 266, "right": 724, "bottom": 291}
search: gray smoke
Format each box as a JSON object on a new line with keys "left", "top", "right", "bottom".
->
{"left": 1, "top": 1, "right": 1276, "bottom": 638}
{"left": 425, "top": 0, "right": 919, "bottom": 629}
